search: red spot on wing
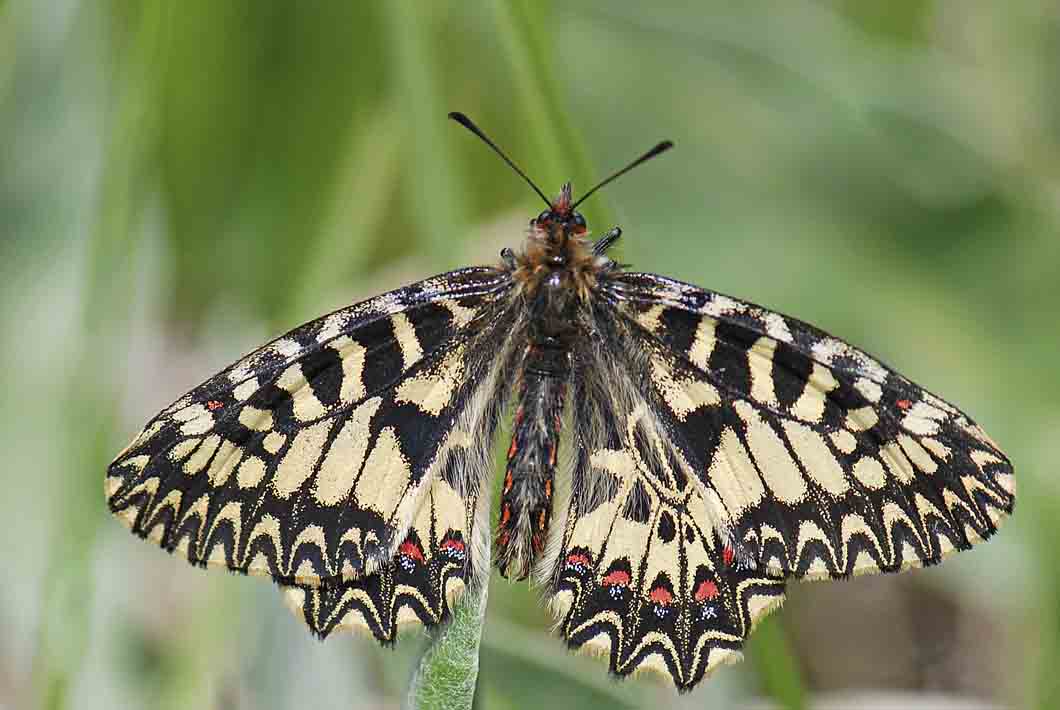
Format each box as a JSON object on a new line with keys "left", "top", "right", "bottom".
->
{"left": 206, "top": 400, "right": 224, "bottom": 411}
{"left": 507, "top": 437, "right": 518, "bottom": 459}
{"left": 441, "top": 539, "right": 465, "bottom": 555}
{"left": 502, "top": 470, "right": 513, "bottom": 494}
{"left": 695, "top": 580, "right": 719, "bottom": 602}
{"left": 399, "top": 541, "right": 424, "bottom": 563}
{"left": 649, "top": 586, "right": 673, "bottom": 605}
{"left": 722, "top": 546, "right": 735, "bottom": 566}
{"left": 565, "top": 553, "right": 591, "bottom": 569}
{"left": 897, "top": 399, "right": 913, "bottom": 410}
{"left": 602, "top": 570, "right": 631, "bottom": 587}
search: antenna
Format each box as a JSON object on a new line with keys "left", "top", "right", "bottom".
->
{"left": 570, "top": 140, "right": 674, "bottom": 210}
{"left": 448, "top": 112, "right": 551, "bottom": 207}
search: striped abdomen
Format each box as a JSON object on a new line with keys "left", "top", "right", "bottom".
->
{"left": 496, "top": 345, "right": 567, "bottom": 579}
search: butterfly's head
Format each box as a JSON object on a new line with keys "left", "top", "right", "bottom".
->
{"left": 530, "top": 183, "right": 588, "bottom": 240}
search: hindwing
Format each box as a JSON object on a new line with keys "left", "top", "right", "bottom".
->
{"left": 282, "top": 445, "right": 491, "bottom": 640}
{"left": 547, "top": 398, "right": 785, "bottom": 689}
{"left": 600, "top": 272, "right": 1014, "bottom": 580}
{"left": 540, "top": 299, "right": 785, "bottom": 689}
{"left": 106, "top": 267, "right": 515, "bottom": 590}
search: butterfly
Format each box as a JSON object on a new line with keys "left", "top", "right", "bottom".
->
{"left": 106, "top": 112, "right": 1014, "bottom": 690}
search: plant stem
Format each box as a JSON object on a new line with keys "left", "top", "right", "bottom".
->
{"left": 405, "top": 578, "right": 490, "bottom": 710}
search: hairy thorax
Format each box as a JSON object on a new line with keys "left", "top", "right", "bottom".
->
{"left": 510, "top": 226, "right": 609, "bottom": 303}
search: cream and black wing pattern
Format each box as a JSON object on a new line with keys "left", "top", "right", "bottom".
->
{"left": 107, "top": 266, "right": 522, "bottom": 640}
{"left": 107, "top": 113, "right": 1015, "bottom": 693}
{"left": 539, "top": 270, "right": 1013, "bottom": 689}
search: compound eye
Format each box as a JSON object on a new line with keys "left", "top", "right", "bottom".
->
{"left": 537, "top": 209, "right": 552, "bottom": 223}
{"left": 572, "top": 212, "right": 586, "bottom": 228}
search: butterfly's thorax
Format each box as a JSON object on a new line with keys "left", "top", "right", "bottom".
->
{"left": 511, "top": 218, "right": 607, "bottom": 304}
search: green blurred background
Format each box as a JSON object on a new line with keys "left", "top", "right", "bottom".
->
{"left": 2, "top": 1, "right": 1056, "bottom": 708}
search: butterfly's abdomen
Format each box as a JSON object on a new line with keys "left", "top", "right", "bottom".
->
{"left": 497, "top": 344, "right": 568, "bottom": 580}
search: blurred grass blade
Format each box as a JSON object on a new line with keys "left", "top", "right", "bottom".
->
{"left": 35, "top": 1, "right": 169, "bottom": 707}
{"left": 405, "top": 579, "right": 489, "bottom": 710}
{"left": 751, "top": 617, "right": 807, "bottom": 710}
{"left": 382, "top": 0, "right": 468, "bottom": 267}
{"left": 288, "top": 103, "right": 403, "bottom": 318}
{"left": 489, "top": 0, "right": 607, "bottom": 227}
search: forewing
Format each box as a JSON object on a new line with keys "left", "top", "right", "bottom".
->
{"left": 106, "top": 267, "right": 515, "bottom": 586}
{"left": 600, "top": 272, "right": 1015, "bottom": 580}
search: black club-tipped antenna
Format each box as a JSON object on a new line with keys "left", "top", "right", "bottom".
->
{"left": 570, "top": 140, "right": 674, "bottom": 211}
{"left": 448, "top": 112, "right": 551, "bottom": 208}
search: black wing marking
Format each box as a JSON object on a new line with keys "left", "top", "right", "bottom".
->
{"left": 106, "top": 267, "right": 516, "bottom": 587}
{"left": 599, "top": 272, "right": 1014, "bottom": 580}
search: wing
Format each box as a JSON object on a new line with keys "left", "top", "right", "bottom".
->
{"left": 282, "top": 431, "right": 493, "bottom": 640}
{"left": 538, "top": 295, "right": 789, "bottom": 689}
{"left": 283, "top": 320, "right": 524, "bottom": 640}
{"left": 544, "top": 395, "right": 786, "bottom": 689}
{"left": 543, "top": 272, "right": 1012, "bottom": 690}
{"left": 106, "top": 267, "right": 517, "bottom": 590}
{"left": 599, "top": 272, "right": 1014, "bottom": 580}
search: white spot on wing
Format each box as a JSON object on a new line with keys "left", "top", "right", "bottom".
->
{"left": 830, "top": 429, "right": 857, "bottom": 454}
{"left": 650, "top": 357, "right": 719, "bottom": 419}
{"left": 273, "top": 420, "right": 333, "bottom": 498}
{"left": 734, "top": 401, "right": 806, "bottom": 503}
{"left": 316, "top": 312, "right": 348, "bottom": 343}
{"left": 237, "top": 455, "right": 266, "bottom": 489}
{"left": 441, "top": 299, "right": 477, "bottom": 327}
{"left": 748, "top": 337, "right": 779, "bottom": 407}
{"left": 763, "top": 313, "right": 792, "bottom": 342}
{"left": 854, "top": 378, "right": 882, "bottom": 403}
{"left": 852, "top": 456, "right": 886, "bottom": 489}
{"left": 688, "top": 317, "right": 717, "bottom": 370}
{"left": 782, "top": 420, "right": 848, "bottom": 496}
{"left": 791, "top": 364, "right": 838, "bottom": 423}
{"left": 239, "top": 406, "right": 273, "bottom": 432}
{"left": 272, "top": 339, "right": 302, "bottom": 358}
{"left": 708, "top": 428, "right": 765, "bottom": 516}
{"left": 391, "top": 313, "right": 424, "bottom": 370}
{"left": 233, "top": 378, "right": 259, "bottom": 401}
{"left": 331, "top": 336, "right": 367, "bottom": 404}
{"left": 313, "top": 397, "right": 382, "bottom": 506}
{"left": 395, "top": 347, "right": 465, "bottom": 416}
{"left": 355, "top": 426, "right": 412, "bottom": 518}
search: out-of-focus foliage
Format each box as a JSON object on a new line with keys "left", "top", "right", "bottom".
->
{"left": 1, "top": 1, "right": 1054, "bottom": 708}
